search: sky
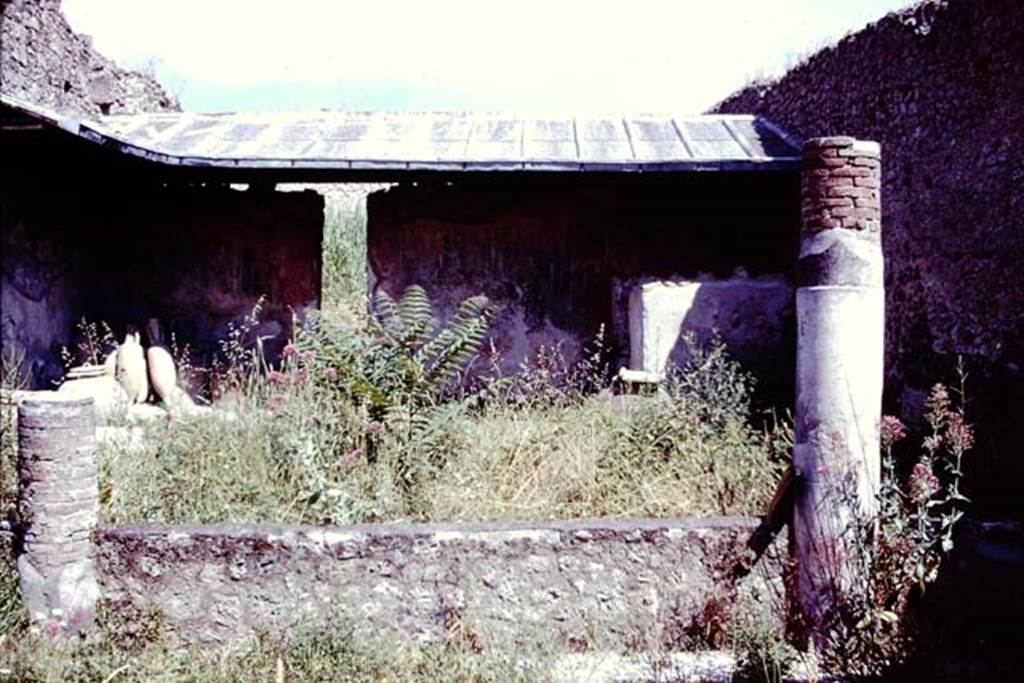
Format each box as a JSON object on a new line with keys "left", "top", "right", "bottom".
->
{"left": 61, "top": 0, "right": 915, "bottom": 114}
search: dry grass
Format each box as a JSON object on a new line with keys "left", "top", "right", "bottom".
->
{"left": 94, "top": 325, "right": 787, "bottom": 526}
{"left": 0, "top": 624, "right": 552, "bottom": 682}
{"left": 425, "top": 395, "right": 786, "bottom": 522}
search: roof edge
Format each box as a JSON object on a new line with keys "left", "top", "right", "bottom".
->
{"left": 2, "top": 94, "right": 802, "bottom": 175}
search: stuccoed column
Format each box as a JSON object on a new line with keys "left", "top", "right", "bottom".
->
{"left": 17, "top": 397, "right": 100, "bottom": 633}
{"left": 793, "top": 136, "right": 884, "bottom": 644}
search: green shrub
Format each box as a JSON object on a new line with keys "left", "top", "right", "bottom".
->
{"left": 296, "top": 285, "right": 492, "bottom": 415}
{"left": 598, "top": 333, "right": 788, "bottom": 517}
{"left": 99, "top": 312, "right": 787, "bottom": 526}
{"left": 320, "top": 185, "right": 372, "bottom": 306}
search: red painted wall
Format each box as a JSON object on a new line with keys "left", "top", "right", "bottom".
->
{"left": 367, "top": 174, "right": 799, "bottom": 390}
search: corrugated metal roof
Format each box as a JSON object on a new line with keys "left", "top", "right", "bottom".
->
{"left": 2, "top": 94, "right": 801, "bottom": 173}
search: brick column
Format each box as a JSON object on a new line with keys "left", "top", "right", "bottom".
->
{"left": 17, "top": 397, "right": 99, "bottom": 633}
{"left": 793, "top": 137, "right": 884, "bottom": 645}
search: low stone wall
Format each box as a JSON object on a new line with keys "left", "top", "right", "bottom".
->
{"left": 95, "top": 517, "right": 782, "bottom": 649}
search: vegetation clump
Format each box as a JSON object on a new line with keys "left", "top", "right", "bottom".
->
{"left": 92, "top": 285, "right": 786, "bottom": 526}
{"left": 727, "top": 375, "right": 976, "bottom": 681}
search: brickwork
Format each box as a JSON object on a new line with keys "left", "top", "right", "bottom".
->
{"left": 794, "top": 138, "right": 885, "bottom": 644}
{"left": 17, "top": 397, "right": 99, "bottom": 632}
{"left": 801, "top": 138, "right": 881, "bottom": 234}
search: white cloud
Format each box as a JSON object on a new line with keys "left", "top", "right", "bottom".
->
{"left": 61, "top": 0, "right": 914, "bottom": 112}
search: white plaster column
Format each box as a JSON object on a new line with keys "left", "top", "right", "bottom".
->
{"left": 793, "top": 136, "right": 884, "bottom": 644}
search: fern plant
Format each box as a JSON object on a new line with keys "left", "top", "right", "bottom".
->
{"left": 297, "top": 285, "right": 492, "bottom": 414}
{"left": 292, "top": 286, "right": 491, "bottom": 507}
{"left": 372, "top": 286, "right": 492, "bottom": 393}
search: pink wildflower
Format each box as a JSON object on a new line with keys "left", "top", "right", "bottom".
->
{"left": 925, "top": 383, "right": 951, "bottom": 426}
{"left": 282, "top": 344, "right": 297, "bottom": 358}
{"left": 909, "top": 461, "right": 940, "bottom": 504}
{"left": 347, "top": 447, "right": 364, "bottom": 463}
{"left": 67, "top": 607, "right": 88, "bottom": 630}
{"left": 300, "top": 349, "right": 316, "bottom": 364}
{"left": 945, "top": 412, "right": 975, "bottom": 452}
{"left": 43, "top": 618, "right": 61, "bottom": 637}
{"left": 922, "top": 434, "right": 943, "bottom": 454}
{"left": 267, "top": 370, "right": 289, "bottom": 385}
{"left": 880, "top": 415, "right": 907, "bottom": 451}
{"left": 324, "top": 367, "right": 338, "bottom": 381}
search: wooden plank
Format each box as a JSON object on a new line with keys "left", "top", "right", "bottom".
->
{"left": 733, "top": 466, "right": 793, "bottom": 578}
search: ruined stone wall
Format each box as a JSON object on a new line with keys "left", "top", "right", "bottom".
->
{"left": 713, "top": 0, "right": 1024, "bottom": 510}
{"left": 368, "top": 174, "right": 799, "bottom": 394}
{"left": 96, "top": 518, "right": 782, "bottom": 648}
{"left": 0, "top": 0, "right": 178, "bottom": 116}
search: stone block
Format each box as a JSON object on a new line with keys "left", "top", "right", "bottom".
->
{"left": 627, "top": 278, "right": 793, "bottom": 375}
{"left": 804, "top": 136, "right": 856, "bottom": 148}
{"left": 831, "top": 166, "right": 873, "bottom": 178}
{"left": 825, "top": 174, "right": 858, "bottom": 186}
{"left": 56, "top": 376, "right": 128, "bottom": 424}
{"left": 807, "top": 156, "right": 851, "bottom": 168}
{"left": 828, "top": 206, "right": 857, "bottom": 218}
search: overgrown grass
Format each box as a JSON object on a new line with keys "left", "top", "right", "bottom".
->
{"left": 0, "top": 623, "right": 552, "bottom": 682}
{"left": 98, "top": 325, "right": 787, "bottom": 526}
{"left": 92, "top": 192, "right": 789, "bottom": 525}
